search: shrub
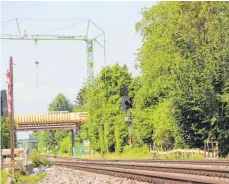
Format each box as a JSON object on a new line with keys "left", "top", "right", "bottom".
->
{"left": 59, "top": 135, "right": 72, "bottom": 155}
{"left": 8, "top": 162, "right": 28, "bottom": 182}
{"left": 30, "top": 149, "right": 51, "bottom": 167}
{"left": 19, "top": 173, "right": 46, "bottom": 184}
{"left": 225, "top": 154, "right": 229, "bottom": 159}
{"left": 1, "top": 169, "right": 8, "bottom": 184}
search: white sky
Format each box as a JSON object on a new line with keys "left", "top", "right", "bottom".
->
{"left": 1, "top": 1, "right": 157, "bottom": 139}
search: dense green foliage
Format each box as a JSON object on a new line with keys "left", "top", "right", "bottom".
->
{"left": 80, "top": 64, "right": 132, "bottom": 153}
{"left": 8, "top": 162, "right": 28, "bottom": 183}
{"left": 48, "top": 93, "right": 72, "bottom": 112}
{"left": 17, "top": 173, "right": 46, "bottom": 184}
{"left": 32, "top": 2, "right": 229, "bottom": 157}
{"left": 1, "top": 117, "right": 10, "bottom": 149}
{"left": 79, "top": 2, "right": 229, "bottom": 157}
{"left": 1, "top": 167, "right": 46, "bottom": 184}
{"left": 1, "top": 169, "right": 7, "bottom": 184}
{"left": 30, "top": 149, "right": 51, "bottom": 167}
{"left": 1, "top": 117, "right": 17, "bottom": 149}
{"left": 33, "top": 93, "right": 72, "bottom": 154}
{"left": 133, "top": 1, "right": 229, "bottom": 156}
{"left": 73, "top": 86, "right": 87, "bottom": 112}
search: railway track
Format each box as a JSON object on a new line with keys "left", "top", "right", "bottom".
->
{"left": 52, "top": 160, "right": 229, "bottom": 179}
{"left": 47, "top": 155, "right": 229, "bottom": 166}
{"left": 47, "top": 156, "right": 229, "bottom": 184}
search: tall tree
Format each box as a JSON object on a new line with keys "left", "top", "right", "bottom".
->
{"left": 1, "top": 117, "right": 10, "bottom": 149}
{"left": 49, "top": 93, "right": 72, "bottom": 148}
{"left": 81, "top": 64, "right": 132, "bottom": 153}
{"left": 48, "top": 93, "right": 72, "bottom": 112}
{"left": 1, "top": 117, "right": 17, "bottom": 149}
{"left": 73, "top": 86, "right": 87, "bottom": 112}
{"left": 34, "top": 93, "right": 73, "bottom": 152}
{"left": 135, "top": 2, "right": 229, "bottom": 155}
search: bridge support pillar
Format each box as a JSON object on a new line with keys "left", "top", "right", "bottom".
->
{"left": 72, "top": 129, "right": 76, "bottom": 156}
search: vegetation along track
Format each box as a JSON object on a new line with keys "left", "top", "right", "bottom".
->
{"left": 47, "top": 156, "right": 229, "bottom": 184}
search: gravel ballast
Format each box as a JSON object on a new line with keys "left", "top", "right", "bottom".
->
{"left": 36, "top": 166, "right": 149, "bottom": 184}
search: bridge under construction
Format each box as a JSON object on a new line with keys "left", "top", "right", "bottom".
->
{"left": 14, "top": 111, "right": 87, "bottom": 156}
{"left": 14, "top": 111, "right": 87, "bottom": 131}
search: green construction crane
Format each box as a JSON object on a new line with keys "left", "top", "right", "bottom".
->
{"left": 1, "top": 18, "right": 106, "bottom": 81}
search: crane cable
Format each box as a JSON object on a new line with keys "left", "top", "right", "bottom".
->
{"left": 39, "top": 20, "right": 87, "bottom": 35}
{"left": 35, "top": 42, "right": 39, "bottom": 96}
{"left": 35, "top": 60, "right": 39, "bottom": 96}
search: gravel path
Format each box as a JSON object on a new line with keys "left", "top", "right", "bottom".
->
{"left": 36, "top": 166, "right": 149, "bottom": 184}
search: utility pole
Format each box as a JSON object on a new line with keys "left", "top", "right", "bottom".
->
{"left": 126, "top": 110, "right": 133, "bottom": 148}
{"left": 6, "top": 57, "right": 14, "bottom": 162}
{"left": 72, "top": 129, "right": 76, "bottom": 156}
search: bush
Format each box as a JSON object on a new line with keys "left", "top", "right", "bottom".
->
{"left": 102, "top": 144, "right": 151, "bottom": 160}
{"left": 19, "top": 173, "right": 46, "bottom": 184}
{"left": 59, "top": 134, "right": 72, "bottom": 155}
{"left": 153, "top": 151, "right": 205, "bottom": 160}
{"left": 1, "top": 169, "right": 8, "bottom": 184}
{"left": 225, "top": 154, "right": 229, "bottom": 159}
{"left": 8, "top": 162, "right": 28, "bottom": 182}
{"left": 30, "top": 149, "right": 51, "bottom": 167}
{"left": 123, "top": 144, "right": 150, "bottom": 156}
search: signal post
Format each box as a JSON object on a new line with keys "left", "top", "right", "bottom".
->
{"left": 122, "top": 96, "right": 133, "bottom": 148}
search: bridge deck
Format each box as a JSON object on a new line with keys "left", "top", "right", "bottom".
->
{"left": 14, "top": 112, "right": 87, "bottom": 131}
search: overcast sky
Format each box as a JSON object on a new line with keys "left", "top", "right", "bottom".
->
{"left": 1, "top": 1, "right": 157, "bottom": 139}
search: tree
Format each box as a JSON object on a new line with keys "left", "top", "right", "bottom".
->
{"left": 1, "top": 117, "right": 10, "bottom": 149}
{"left": 80, "top": 64, "right": 132, "bottom": 153}
{"left": 75, "top": 86, "right": 86, "bottom": 106}
{"left": 59, "top": 133, "right": 72, "bottom": 155}
{"left": 73, "top": 86, "right": 87, "bottom": 112}
{"left": 48, "top": 93, "right": 72, "bottom": 112}
{"left": 1, "top": 117, "right": 17, "bottom": 149}
{"left": 135, "top": 2, "right": 229, "bottom": 155}
{"left": 34, "top": 93, "right": 73, "bottom": 152}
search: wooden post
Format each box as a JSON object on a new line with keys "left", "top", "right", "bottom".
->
{"left": 129, "top": 122, "right": 133, "bottom": 148}
{"left": 149, "top": 143, "right": 152, "bottom": 156}
{"left": 0, "top": 149, "right": 2, "bottom": 169}
{"left": 216, "top": 141, "right": 218, "bottom": 158}
{"left": 204, "top": 142, "right": 206, "bottom": 157}
{"left": 7, "top": 57, "right": 15, "bottom": 163}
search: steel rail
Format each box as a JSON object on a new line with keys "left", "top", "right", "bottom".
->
{"left": 51, "top": 160, "right": 229, "bottom": 179}
{"left": 46, "top": 155, "right": 229, "bottom": 166}
{"left": 52, "top": 161, "right": 228, "bottom": 184}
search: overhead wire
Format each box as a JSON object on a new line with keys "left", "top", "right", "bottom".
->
{"left": 18, "top": 18, "right": 87, "bottom": 21}
{"left": 1, "top": 18, "right": 17, "bottom": 24}
{"left": 39, "top": 20, "right": 87, "bottom": 35}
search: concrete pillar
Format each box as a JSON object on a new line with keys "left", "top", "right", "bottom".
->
{"left": 72, "top": 129, "right": 76, "bottom": 156}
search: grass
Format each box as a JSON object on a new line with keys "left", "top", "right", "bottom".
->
{"left": 74, "top": 145, "right": 152, "bottom": 160}
{"left": 1, "top": 169, "right": 8, "bottom": 184}
{"left": 153, "top": 152, "right": 205, "bottom": 160}
{"left": 1, "top": 168, "right": 46, "bottom": 184}
{"left": 40, "top": 146, "right": 207, "bottom": 160}
{"left": 40, "top": 151, "right": 72, "bottom": 157}
{"left": 77, "top": 152, "right": 205, "bottom": 160}
{"left": 17, "top": 173, "right": 46, "bottom": 184}
{"left": 73, "top": 145, "right": 206, "bottom": 160}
